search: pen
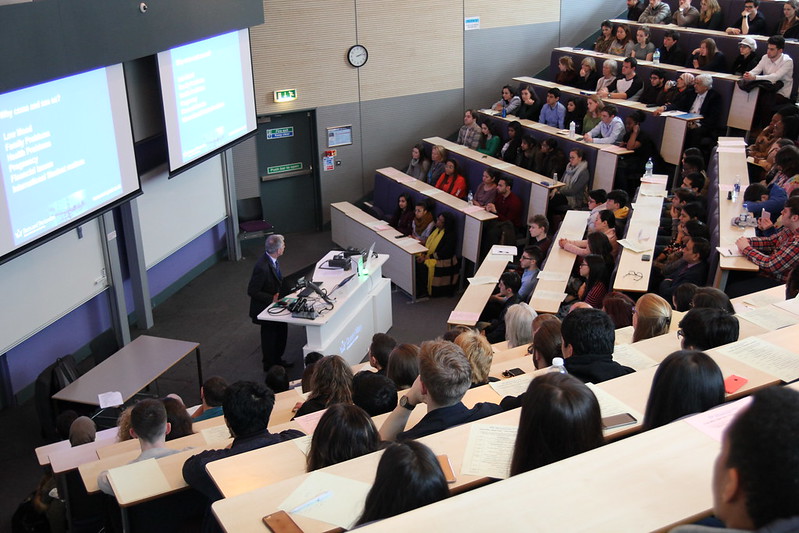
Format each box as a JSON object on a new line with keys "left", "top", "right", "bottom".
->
{"left": 289, "top": 490, "right": 332, "bottom": 514}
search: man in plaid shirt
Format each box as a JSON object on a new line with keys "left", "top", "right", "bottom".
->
{"left": 729, "top": 196, "right": 799, "bottom": 296}
{"left": 456, "top": 109, "right": 481, "bottom": 150}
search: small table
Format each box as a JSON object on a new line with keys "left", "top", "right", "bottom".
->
{"left": 52, "top": 335, "right": 202, "bottom": 406}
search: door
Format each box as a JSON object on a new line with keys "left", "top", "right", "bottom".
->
{"left": 255, "top": 111, "right": 321, "bottom": 233}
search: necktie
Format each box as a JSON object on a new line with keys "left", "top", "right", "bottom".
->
{"left": 274, "top": 259, "right": 282, "bottom": 281}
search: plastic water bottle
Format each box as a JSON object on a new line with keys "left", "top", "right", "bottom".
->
{"left": 733, "top": 175, "right": 741, "bottom": 201}
{"left": 501, "top": 101, "right": 507, "bottom": 118}
{"left": 467, "top": 191, "right": 474, "bottom": 204}
{"left": 552, "top": 172, "right": 559, "bottom": 184}
{"left": 645, "top": 157, "right": 654, "bottom": 177}
{"left": 569, "top": 121, "right": 576, "bottom": 139}
{"left": 549, "top": 357, "right": 568, "bottom": 374}
{"left": 653, "top": 48, "right": 661, "bottom": 64}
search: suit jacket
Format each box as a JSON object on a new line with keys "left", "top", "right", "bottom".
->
{"left": 694, "top": 88, "right": 724, "bottom": 134}
{"left": 248, "top": 253, "right": 281, "bottom": 322}
{"left": 659, "top": 260, "right": 709, "bottom": 301}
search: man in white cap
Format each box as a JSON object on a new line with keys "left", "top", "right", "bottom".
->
{"left": 731, "top": 37, "right": 759, "bottom": 75}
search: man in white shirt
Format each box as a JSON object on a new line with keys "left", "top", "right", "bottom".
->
{"left": 584, "top": 104, "right": 625, "bottom": 144}
{"left": 744, "top": 35, "right": 794, "bottom": 113}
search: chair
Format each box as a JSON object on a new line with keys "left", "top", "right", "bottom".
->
{"left": 237, "top": 198, "right": 274, "bottom": 242}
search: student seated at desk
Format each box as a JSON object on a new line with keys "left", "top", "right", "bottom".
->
{"left": 500, "top": 120, "right": 523, "bottom": 163}
{"left": 692, "top": 287, "right": 735, "bottom": 314}
{"left": 586, "top": 189, "right": 609, "bottom": 231}
{"left": 477, "top": 120, "right": 501, "bottom": 158}
{"left": 598, "top": 59, "right": 643, "bottom": 101}
{"left": 528, "top": 215, "right": 553, "bottom": 256}
{"left": 191, "top": 376, "right": 228, "bottom": 422}
{"left": 356, "top": 441, "right": 449, "bottom": 526}
{"left": 386, "top": 344, "right": 420, "bottom": 391}
{"left": 583, "top": 104, "right": 626, "bottom": 144}
{"left": 98, "top": 399, "right": 182, "bottom": 496}
{"left": 606, "top": 189, "right": 630, "bottom": 224}
{"left": 510, "top": 373, "right": 604, "bottom": 476}
{"left": 434, "top": 159, "right": 468, "bottom": 199}
{"left": 405, "top": 143, "right": 430, "bottom": 181}
{"left": 659, "top": 236, "right": 711, "bottom": 303}
{"left": 481, "top": 271, "right": 523, "bottom": 343}
{"left": 560, "top": 210, "right": 619, "bottom": 258}
{"left": 632, "top": 293, "right": 673, "bottom": 342}
{"left": 389, "top": 193, "right": 415, "bottom": 237}
{"left": 491, "top": 84, "right": 521, "bottom": 115}
{"left": 367, "top": 332, "right": 397, "bottom": 376}
{"left": 379, "top": 340, "right": 502, "bottom": 441}
{"left": 454, "top": 330, "right": 500, "bottom": 388}
{"left": 641, "top": 350, "right": 724, "bottom": 431}
{"left": 294, "top": 355, "right": 354, "bottom": 418}
{"left": 536, "top": 138, "right": 568, "bottom": 179}
{"left": 564, "top": 99, "right": 587, "bottom": 135}
{"left": 416, "top": 212, "right": 460, "bottom": 298}
{"left": 182, "top": 381, "right": 304, "bottom": 505}
{"left": 457, "top": 110, "right": 481, "bottom": 151}
{"left": 352, "top": 372, "right": 398, "bottom": 417}
{"left": 561, "top": 308, "right": 634, "bottom": 383}
{"left": 672, "top": 387, "right": 799, "bottom": 533}
{"left": 617, "top": 112, "right": 656, "bottom": 195}
{"left": 518, "top": 245, "right": 544, "bottom": 303}
{"left": 411, "top": 200, "right": 435, "bottom": 243}
{"left": 673, "top": 282, "right": 698, "bottom": 312}
{"left": 576, "top": 254, "right": 611, "bottom": 309}
{"left": 603, "top": 291, "right": 636, "bottom": 329}
{"left": 471, "top": 169, "right": 499, "bottom": 207}
{"left": 162, "top": 397, "right": 194, "bottom": 440}
{"left": 504, "top": 303, "right": 537, "bottom": 348}
{"left": 678, "top": 307, "right": 739, "bottom": 350}
{"left": 690, "top": 38, "right": 728, "bottom": 73}
{"left": 306, "top": 404, "right": 380, "bottom": 471}
{"left": 529, "top": 317, "right": 563, "bottom": 370}
{"left": 539, "top": 88, "right": 566, "bottom": 129}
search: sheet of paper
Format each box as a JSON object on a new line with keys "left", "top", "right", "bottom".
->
{"left": 617, "top": 239, "right": 652, "bottom": 253}
{"left": 419, "top": 188, "right": 439, "bottom": 195}
{"left": 460, "top": 424, "right": 518, "bottom": 480}
{"left": 685, "top": 397, "right": 753, "bottom": 442}
{"left": 640, "top": 175, "right": 668, "bottom": 184}
{"left": 716, "top": 146, "right": 742, "bottom": 153}
{"left": 716, "top": 246, "right": 743, "bottom": 257}
{"left": 467, "top": 276, "right": 498, "bottom": 286}
{"left": 98, "top": 391, "right": 123, "bottom": 408}
{"left": 108, "top": 458, "right": 171, "bottom": 504}
{"left": 612, "top": 344, "right": 658, "bottom": 371}
{"left": 463, "top": 204, "right": 485, "bottom": 214}
{"left": 293, "top": 435, "right": 312, "bottom": 455}
{"left": 774, "top": 297, "right": 799, "bottom": 316}
{"left": 278, "top": 471, "right": 372, "bottom": 530}
{"left": 395, "top": 175, "right": 416, "bottom": 183}
{"left": 491, "top": 245, "right": 517, "bottom": 256}
{"left": 294, "top": 408, "right": 327, "bottom": 434}
{"left": 737, "top": 306, "right": 799, "bottom": 331}
{"left": 741, "top": 289, "right": 787, "bottom": 309}
{"left": 201, "top": 425, "right": 231, "bottom": 445}
{"left": 659, "top": 110, "right": 684, "bottom": 117}
{"left": 537, "top": 270, "right": 568, "bottom": 282}
{"left": 718, "top": 138, "right": 746, "bottom": 147}
{"left": 489, "top": 373, "right": 534, "bottom": 398}
{"left": 638, "top": 186, "right": 667, "bottom": 198}
{"left": 426, "top": 189, "right": 446, "bottom": 197}
{"left": 718, "top": 336, "right": 799, "bottom": 382}
{"left": 585, "top": 383, "right": 642, "bottom": 420}
{"left": 394, "top": 237, "right": 417, "bottom": 246}
{"left": 448, "top": 310, "right": 480, "bottom": 323}
{"left": 531, "top": 290, "right": 567, "bottom": 302}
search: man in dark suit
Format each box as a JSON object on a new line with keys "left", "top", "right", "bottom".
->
{"left": 659, "top": 236, "right": 711, "bottom": 302}
{"left": 683, "top": 74, "right": 724, "bottom": 161}
{"left": 248, "top": 234, "right": 290, "bottom": 370}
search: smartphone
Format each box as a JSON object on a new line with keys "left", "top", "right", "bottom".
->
{"left": 394, "top": 234, "right": 405, "bottom": 239}
{"left": 262, "top": 511, "right": 303, "bottom": 533}
{"left": 437, "top": 454, "right": 457, "bottom": 483}
{"left": 725, "top": 375, "right": 749, "bottom": 394}
{"left": 502, "top": 368, "right": 525, "bottom": 378}
{"left": 602, "top": 413, "right": 637, "bottom": 430}
{"left": 642, "top": 254, "right": 651, "bottom": 262}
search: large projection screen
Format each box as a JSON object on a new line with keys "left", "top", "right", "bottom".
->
{"left": 157, "top": 29, "right": 257, "bottom": 173}
{"left": 0, "top": 64, "right": 140, "bottom": 265}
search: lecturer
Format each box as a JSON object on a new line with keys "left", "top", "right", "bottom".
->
{"left": 248, "top": 234, "right": 291, "bottom": 370}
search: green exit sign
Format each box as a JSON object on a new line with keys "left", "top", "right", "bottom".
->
{"left": 274, "top": 89, "right": 298, "bottom": 102}
{"left": 267, "top": 162, "right": 303, "bottom": 175}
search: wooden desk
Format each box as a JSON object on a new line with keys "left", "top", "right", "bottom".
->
{"left": 421, "top": 136, "right": 562, "bottom": 223}
{"left": 330, "top": 201, "right": 427, "bottom": 300}
{"left": 35, "top": 427, "right": 117, "bottom": 466}
{"left": 52, "top": 335, "right": 202, "bottom": 407}
{"left": 447, "top": 245, "right": 512, "bottom": 327}
{"left": 614, "top": 192, "right": 665, "bottom": 292}
{"left": 530, "top": 210, "right": 589, "bottom": 313}
{"left": 514, "top": 76, "right": 689, "bottom": 166}
{"left": 373, "top": 166, "right": 496, "bottom": 264}
{"left": 714, "top": 139, "right": 758, "bottom": 289}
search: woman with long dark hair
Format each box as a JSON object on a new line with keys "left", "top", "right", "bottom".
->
{"left": 306, "top": 404, "right": 380, "bottom": 471}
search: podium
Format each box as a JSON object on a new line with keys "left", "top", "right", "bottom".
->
{"left": 258, "top": 251, "right": 392, "bottom": 365}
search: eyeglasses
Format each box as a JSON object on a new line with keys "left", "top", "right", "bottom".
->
{"left": 677, "top": 329, "right": 684, "bottom": 339}
{"left": 624, "top": 271, "right": 643, "bottom": 281}
{"left": 527, "top": 344, "right": 534, "bottom": 355}
{"left": 521, "top": 256, "right": 532, "bottom": 261}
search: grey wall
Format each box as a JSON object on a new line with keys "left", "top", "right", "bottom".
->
{"left": 559, "top": 0, "right": 627, "bottom": 47}
{"left": 315, "top": 103, "right": 364, "bottom": 223}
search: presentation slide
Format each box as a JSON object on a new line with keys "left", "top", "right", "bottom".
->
{"left": 0, "top": 65, "right": 139, "bottom": 261}
{"left": 158, "top": 29, "right": 257, "bottom": 172}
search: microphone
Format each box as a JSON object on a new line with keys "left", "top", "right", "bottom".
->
{"left": 307, "top": 280, "right": 334, "bottom": 305}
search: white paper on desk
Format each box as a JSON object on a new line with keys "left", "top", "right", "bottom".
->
{"left": 201, "top": 425, "right": 231, "bottom": 445}
{"left": 295, "top": 409, "right": 327, "bottom": 434}
{"left": 718, "top": 138, "right": 746, "bottom": 147}
{"left": 395, "top": 175, "right": 416, "bottom": 183}
{"left": 394, "top": 237, "right": 417, "bottom": 246}
{"left": 491, "top": 245, "right": 517, "bottom": 256}
{"left": 718, "top": 336, "right": 799, "bottom": 382}
{"left": 639, "top": 187, "right": 667, "bottom": 198}
{"left": 640, "top": 175, "right": 668, "bottom": 184}
{"left": 717, "top": 246, "right": 744, "bottom": 257}
{"left": 585, "top": 383, "right": 642, "bottom": 420}
{"left": 462, "top": 204, "right": 485, "bottom": 214}
{"left": 659, "top": 110, "right": 683, "bottom": 117}
{"left": 612, "top": 344, "right": 658, "bottom": 371}
{"left": 716, "top": 146, "right": 742, "bottom": 153}
{"left": 537, "top": 270, "right": 568, "bottom": 282}
{"left": 461, "top": 424, "right": 518, "bottom": 480}
{"left": 617, "top": 239, "right": 652, "bottom": 253}
{"left": 738, "top": 306, "right": 799, "bottom": 331}
{"left": 743, "top": 290, "right": 788, "bottom": 309}
{"left": 278, "top": 471, "right": 371, "bottom": 530}
{"left": 489, "top": 373, "right": 534, "bottom": 398}
{"left": 774, "top": 297, "right": 799, "bottom": 316}
{"left": 685, "top": 397, "right": 753, "bottom": 442}
{"left": 479, "top": 108, "right": 499, "bottom": 116}
{"left": 426, "top": 189, "right": 446, "bottom": 197}
{"left": 98, "top": 391, "right": 123, "bottom": 408}
{"left": 467, "top": 276, "right": 498, "bottom": 286}
{"left": 293, "top": 435, "right": 312, "bottom": 456}
{"left": 532, "top": 290, "right": 567, "bottom": 302}
{"left": 107, "top": 458, "right": 171, "bottom": 503}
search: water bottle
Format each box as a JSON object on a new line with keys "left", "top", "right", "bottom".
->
{"left": 501, "top": 101, "right": 507, "bottom": 118}
{"left": 653, "top": 48, "right": 661, "bottom": 64}
{"left": 467, "top": 191, "right": 474, "bottom": 204}
{"left": 549, "top": 357, "right": 568, "bottom": 374}
{"left": 553, "top": 172, "right": 559, "bottom": 183}
{"left": 733, "top": 175, "right": 741, "bottom": 201}
{"left": 569, "top": 121, "right": 576, "bottom": 139}
{"left": 645, "top": 157, "right": 654, "bottom": 177}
